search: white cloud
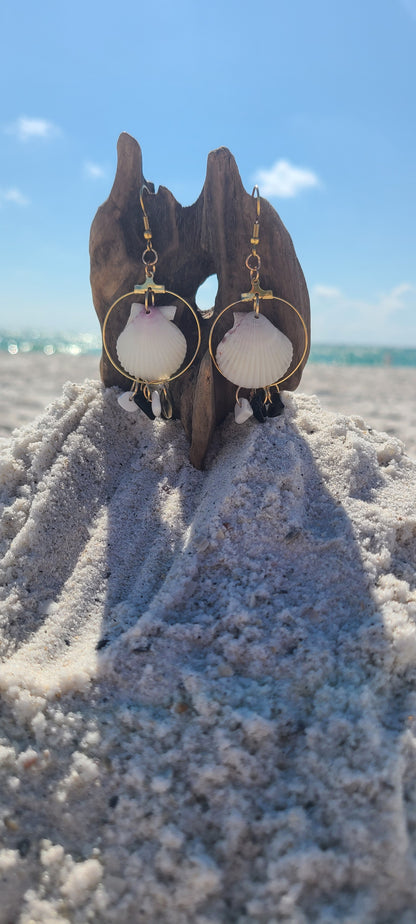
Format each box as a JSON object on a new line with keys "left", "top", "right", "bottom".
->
{"left": 313, "top": 285, "right": 342, "bottom": 299}
{"left": 0, "top": 187, "right": 30, "bottom": 206}
{"left": 5, "top": 116, "right": 60, "bottom": 142}
{"left": 84, "top": 161, "right": 106, "bottom": 180}
{"left": 311, "top": 282, "right": 416, "bottom": 345}
{"left": 254, "top": 159, "right": 321, "bottom": 198}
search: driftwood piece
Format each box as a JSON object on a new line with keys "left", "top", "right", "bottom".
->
{"left": 89, "top": 133, "right": 310, "bottom": 468}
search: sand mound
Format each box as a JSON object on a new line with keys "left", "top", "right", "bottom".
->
{"left": 1, "top": 382, "right": 416, "bottom": 923}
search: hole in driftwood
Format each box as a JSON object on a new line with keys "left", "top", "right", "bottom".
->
{"left": 195, "top": 274, "right": 218, "bottom": 313}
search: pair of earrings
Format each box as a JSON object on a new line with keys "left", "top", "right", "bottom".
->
{"left": 102, "top": 186, "right": 308, "bottom": 424}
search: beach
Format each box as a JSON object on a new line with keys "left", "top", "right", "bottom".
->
{"left": 1, "top": 350, "right": 415, "bottom": 458}
{"left": 1, "top": 357, "right": 416, "bottom": 922}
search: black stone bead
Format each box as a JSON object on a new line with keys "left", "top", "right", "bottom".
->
{"left": 267, "top": 391, "right": 285, "bottom": 418}
{"left": 250, "top": 391, "right": 267, "bottom": 423}
{"left": 133, "top": 390, "right": 155, "bottom": 420}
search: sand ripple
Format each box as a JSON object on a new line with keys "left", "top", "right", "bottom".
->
{"left": 0, "top": 384, "right": 416, "bottom": 922}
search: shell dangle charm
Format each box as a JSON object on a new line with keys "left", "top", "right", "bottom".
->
{"left": 216, "top": 311, "right": 293, "bottom": 391}
{"left": 208, "top": 185, "right": 308, "bottom": 426}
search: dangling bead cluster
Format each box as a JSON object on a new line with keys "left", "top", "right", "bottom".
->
{"left": 234, "top": 386, "right": 285, "bottom": 425}
{"left": 117, "top": 382, "right": 173, "bottom": 421}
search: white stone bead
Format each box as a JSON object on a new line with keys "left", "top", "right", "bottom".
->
{"left": 234, "top": 397, "right": 253, "bottom": 424}
{"left": 117, "top": 391, "right": 139, "bottom": 413}
{"left": 151, "top": 390, "right": 162, "bottom": 417}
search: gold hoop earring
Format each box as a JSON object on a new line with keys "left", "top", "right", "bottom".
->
{"left": 102, "top": 185, "right": 201, "bottom": 420}
{"left": 208, "top": 186, "right": 308, "bottom": 424}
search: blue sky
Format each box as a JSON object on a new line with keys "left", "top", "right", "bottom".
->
{"left": 1, "top": 0, "right": 415, "bottom": 345}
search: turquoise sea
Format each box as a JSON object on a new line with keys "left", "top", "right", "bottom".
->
{"left": 1, "top": 329, "right": 416, "bottom": 367}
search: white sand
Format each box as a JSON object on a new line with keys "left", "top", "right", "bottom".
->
{"left": 1, "top": 380, "right": 416, "bottom": 922}
{"left": 0, "top": 353, "right": 100, "bottom": 440}
{"left": 302, "top": 363, "right": 416, "bottom": 459}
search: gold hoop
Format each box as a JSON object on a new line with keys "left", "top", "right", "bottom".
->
{"left": 102, "top": 290, "right": 201, "bottom": 386}
{"left": 208, "top": 297, "right": 308, "bottom": 389}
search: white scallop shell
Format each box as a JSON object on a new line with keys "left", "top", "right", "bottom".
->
{"left": 116, "top": 303, "right": 187, "bottom": 381}
{"left": 216, "top": 311, "right": 293, "bottom": 389}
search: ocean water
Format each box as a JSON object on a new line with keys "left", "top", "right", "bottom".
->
{"left": 0, "top": 330, "right": 102, "bottom": 357}
{"left": 1, "top": 329, "right": 416, "bottom": 367}
{"left": 307, "top": 343, "right": 416, "bottom": 367}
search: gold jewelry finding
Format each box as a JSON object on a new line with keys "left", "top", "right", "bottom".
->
{"left": 102, "top": 185, "right": 201, "bottom": 389}
{"left": 208, "top": 186, "right": 308, "bottom": 391}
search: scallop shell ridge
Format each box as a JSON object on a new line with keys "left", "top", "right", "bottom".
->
{"left": 216, "top": 312, "right": 293, "bottom": 389}
{"left": 116, "top": 304, "right": 187, "bottom": 381}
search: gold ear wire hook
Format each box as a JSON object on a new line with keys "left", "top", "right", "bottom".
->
{"left": 140, "top": 184, "right": 152, "bottom": 241}
{"left": 251, "top": 186, "right": 260, "bottom": 248}
{"left": 137, "top": 183, "right": 161, "bottom": 286}
{"left": 252, "top": 185, "right": 261, "bottom": 216}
